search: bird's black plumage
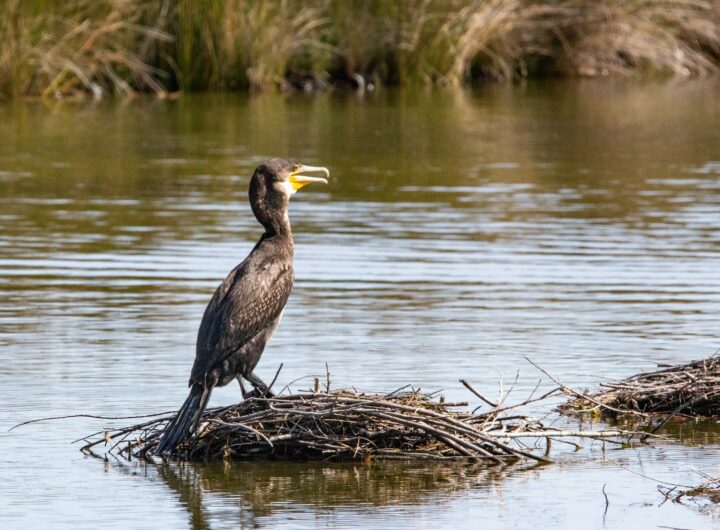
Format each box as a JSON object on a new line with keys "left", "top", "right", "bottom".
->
{"left": 157, "top": 158, "right": 328, "bottom": 454}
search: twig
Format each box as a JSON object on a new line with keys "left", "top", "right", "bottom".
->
{"left": 524, "top": 357, "right": 647, "bottom": 417}
{"left": 460, "top": 379, "right": 497, "bottom": 407}
{"left": 268, "top": 363, "right": 284, "bottom": 392}
{"left": 9, "top": 411, "right": 175, "bottom": 432}
{"left": 602, "top": 483, "right": 609, "bottom": 523}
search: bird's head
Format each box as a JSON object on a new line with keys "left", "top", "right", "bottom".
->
{"left": 249, "top": 158, "right": 329, "bottom": 233}
{"left": 252, "top": 158, "right": 329, "bottom": 198}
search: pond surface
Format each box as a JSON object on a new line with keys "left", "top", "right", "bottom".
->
{"left": 0, "top": 81, "right": 719, "bottom": 529}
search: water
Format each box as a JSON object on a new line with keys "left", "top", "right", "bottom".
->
{"left": 1, "top": 80, "right": 719, "bottom": 529}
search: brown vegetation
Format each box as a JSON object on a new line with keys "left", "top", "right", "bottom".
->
{"left": 0, "top": 0, "right": 173, "bottom": 99}
{"left": 2, "top": 0, "right": 719, "bottom": 99}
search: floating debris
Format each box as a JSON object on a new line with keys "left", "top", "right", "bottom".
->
{"left": 660, "top": 476, "right": 720, "bottom": 507}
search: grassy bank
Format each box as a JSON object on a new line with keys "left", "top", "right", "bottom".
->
{"left": 1, "top": 0, "right": 719, "bottom": 99}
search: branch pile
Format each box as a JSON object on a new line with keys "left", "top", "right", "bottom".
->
{"left": 561, "top": 356, "right": 720, "bottom": 419}
{"left": 81, "top": 384, "right": 624, "bottom": 464}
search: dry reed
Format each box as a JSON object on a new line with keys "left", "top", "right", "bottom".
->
{"left": 0, "top": 0, "right": 173, "bottom": 99}
{"left": 556, "top": 0, "right": 720, "bottom": 78}
{"left": 2, "top": 0, "right": 719, "bottom": 99}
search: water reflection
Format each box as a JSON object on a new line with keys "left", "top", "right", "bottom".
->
{"left": 132, "top": 460, "right": 538, "bottom": 529}
{"left": 602, "top": 416, "right": 720, "bottom": 447}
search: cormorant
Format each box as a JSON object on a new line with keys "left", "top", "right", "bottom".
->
{"left": 156, "top": 158, "right": 329, "bottom": 454}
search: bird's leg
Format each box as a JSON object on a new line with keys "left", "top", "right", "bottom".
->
{"left": 236, "top": 376, "right": 250, "bottom": 399}
{"left": 245, "top": 371, "right": 275, "bottom": 398}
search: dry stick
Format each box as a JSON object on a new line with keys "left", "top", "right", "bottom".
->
{"left": 291, "top": 392, "right": 587, "bottom": 461}
{"left": 335, "top": 393, "right": 532, "bottom": 449}
{"left": 351, "top": 407, "right": 504, "bottom": 457}
{"left": 523, "top": 357, "right": 647, "bottom": 418}
{"left": 78, "top": 415, "right": 171, "bottom": 449}
{"left": 208, "top": 401, "right": 450, "bottom": 457}
{"left": 692, "top": 469, "right": 720, "bottom": 483}
{"left": 205, "top": 418, "right": 274, "bottom": 448}
{"left": 278, "top": 374, "right": 325, "bottom": 396}
{"left": 105, "top": 429, "right": 136, "bottom": 454}
{"left": 497, "top": 430, "right": 624, "bottom": 439}
{"left": 602, "top": 483, "right": 609, "bottom": 522}
{"left": 372, "top": 450, "right": 453, "bottom": 461}
{"left": 548, "top": 436, "right": 581, "bottom": 451}
{"left": 376, "top": 394, "right": 622, "bottom": 452}
{"left": 10, "top": 411, "right": 176, "bottom": 432}
{"left": 479, "top": 388, "right": 563, "bottom": 426}
{"left": 606, "top": 458, "right": 693, "bottom": 489}
{"left": 178, "top": 394, "right": 423, "bottom": 451}
{"left": 284, "top": 386, "right": 415, "bottom": 417}
{"left": 658, "top": 485, "right": 679, "bottom": 505}
{"left": 268, "top": 363, "right": 284, "bottom": 393}
{"left": 460, "top": 379, "right": 497, "bottom": 408}
{"left": 350, "top": 408, "right": 503, "bottom": 462}
{"left": 358, "top": 404, "right": 550, "bottom": 463}
{"left": 494, "top": 371, "right": 521, "bottom": 412}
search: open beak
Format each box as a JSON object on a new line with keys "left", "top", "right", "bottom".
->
{"left": 289, "top": 164, "right": 330, "bottom": 191}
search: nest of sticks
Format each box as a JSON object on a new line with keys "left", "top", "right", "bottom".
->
{"left": 560, "top": 356, "right": 720, "bottom": 419}
{"left": 81, "top": 380, "right": 625, "bottom": 464}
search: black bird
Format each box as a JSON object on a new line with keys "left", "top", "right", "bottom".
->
{"left": 156, "top": 158, "right": 329, "bottom": 454}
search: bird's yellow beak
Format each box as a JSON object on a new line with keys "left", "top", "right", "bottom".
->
{"left": 289, "top": 165, "right": 330, "bottom": 191}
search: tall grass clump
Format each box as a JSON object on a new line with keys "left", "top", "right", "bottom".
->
{"left": 177, "top": 0, "right": 330, "bottom": 91}
{"left": 1, "top": 0, "right": 719, "bottom": 99}
{"left": 406, "top": 0, "right": 562, "bottom": 84}
{"left": 178, "top": 0, "right": 720, "bottom": 88}
{"left": 557, "top": 0, "right": 720, "bottom": 78}
{"left": 0, "top": 0, "right": 173, "bottom": 100}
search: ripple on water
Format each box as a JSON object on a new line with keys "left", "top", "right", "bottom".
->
{"left": 1, "top": 86, "right": 719, "bottom": 528}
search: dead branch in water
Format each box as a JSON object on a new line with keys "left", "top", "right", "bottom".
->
{"left": 80, "top": 380, "right": 627, "bottom": 464}
{"left": 659, "top": 475, "right": 720, "bottom": 506}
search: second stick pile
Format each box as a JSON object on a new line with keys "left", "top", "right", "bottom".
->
{"left": 562, "top": 356, "right": 720, "bottom": 418}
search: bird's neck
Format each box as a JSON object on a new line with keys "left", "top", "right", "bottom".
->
{"left": 262, "top": 211, "right": 293, "bottom": 241}
{"left": 250, "top": 190, "right": 292, "bottom": 240}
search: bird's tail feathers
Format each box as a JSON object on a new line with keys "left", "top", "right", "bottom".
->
{"left": 156, "top": 383, "right": 212, "bottom": 454}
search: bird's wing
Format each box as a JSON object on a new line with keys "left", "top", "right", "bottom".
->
{"left": 190, "top": 258, "right": 293, "bottom": 385}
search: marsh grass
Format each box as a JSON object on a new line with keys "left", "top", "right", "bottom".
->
{"left": 0, "top": 0, "right": 174, "bottom": 99}
{"left": 557, "top": 0, "right": 720, "bottom": 78}
{"left": 1, "top": 0, "right": 719, "bottom": 99}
